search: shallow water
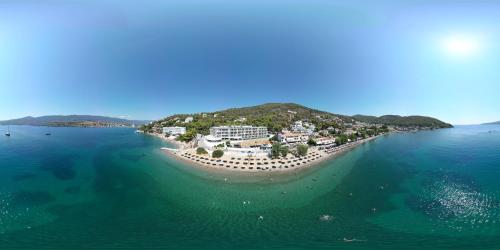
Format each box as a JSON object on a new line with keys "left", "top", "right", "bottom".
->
{"left": 1, "top": 125, "right": 500, "bottom": 249}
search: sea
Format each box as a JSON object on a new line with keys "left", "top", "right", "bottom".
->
{"left": 1, "top": 125, "right": 499, "bottom": 249}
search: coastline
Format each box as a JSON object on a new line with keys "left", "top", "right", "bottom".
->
{"left": 147, "top": 132, "right": 187, "bottom": 149}
{"left": 159, "top": 134, "right": 382, "bottom": 174}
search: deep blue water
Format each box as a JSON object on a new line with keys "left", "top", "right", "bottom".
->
{"left": 1, "top": 125, "right": 500, "bottom": 249}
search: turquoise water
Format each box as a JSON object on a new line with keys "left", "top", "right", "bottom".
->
{"left": 1, "top": 125, "right": 500, "bottom": 249}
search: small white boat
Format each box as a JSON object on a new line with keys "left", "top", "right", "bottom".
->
{"left": 5, "top": 125, "right": 11, "bottom": 136}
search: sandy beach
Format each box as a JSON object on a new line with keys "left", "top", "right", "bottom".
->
{"left": 159, "top": 135, "right": 381, "bottom": 174}
{"left": 147, "top": 132, "right": 188, "bottom": 149}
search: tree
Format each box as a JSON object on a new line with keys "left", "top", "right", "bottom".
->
{"left": 361, "top": 131, "right": 368, "bottom": 139}
{"left": 212, "top": 149, "right": 224, "bottom": 158}
{"left": 177, "top": 129, "right": 196, "bottom": 142}
{"left": 307, "top": 138, "right": 317, "bottom": 146}
{"left": 296, "top": 144, "right": 308, "bottom": 157}
{"left": 280, "top": 146, "right": 289, "bottom": 158}
{"left": 349, "top": 133, "right": 357, "bottom": 141}
{"left": 336, "top": 134, "right": 348, "bottom": 145}
{"left": 196, "top": 147, "right": 208, "bottom": 155}
{"left": 271, "top": 142, "right": 281, "bottom": 159}
{"left": 270, "top": 134, "right": 279, "bottom": 142}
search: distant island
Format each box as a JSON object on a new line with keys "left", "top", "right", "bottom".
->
{"left": 140, "top": 103, "right": 452, "bottom": 173}
{"left": 483, "top": 121, "right": 500, "bottom": 125}
{"left": 0, "top": 115, "right": 150, "bottom": 128}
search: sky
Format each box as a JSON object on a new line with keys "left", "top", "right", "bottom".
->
{"left": 0, "top": 0, "right": 499, "bottom": 125}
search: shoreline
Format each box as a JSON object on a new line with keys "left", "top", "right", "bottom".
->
{"left": 159, "top": 134, "right": 382, "bottom": 174}
{"left": 147, "top": 132, "right": 187, "bottom": 149}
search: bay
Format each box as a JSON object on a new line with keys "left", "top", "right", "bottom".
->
{"left": 1, "top": 125, "right": 499, "bottom": 249}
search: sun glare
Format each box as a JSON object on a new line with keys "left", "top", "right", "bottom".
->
{"left": 441, "top": 35, "right": 481, "bottom": 57}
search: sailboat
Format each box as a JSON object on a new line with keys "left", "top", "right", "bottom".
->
{"left": 5, "top": 125, "right": 11, "bottom": 136}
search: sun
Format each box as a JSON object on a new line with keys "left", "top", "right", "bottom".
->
{"left": 441, "top": 35, "right": 481, "bottom": 57}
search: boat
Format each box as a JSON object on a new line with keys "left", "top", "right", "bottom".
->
{"left": 5, "top": 125, "right": 11, "bottom": 136}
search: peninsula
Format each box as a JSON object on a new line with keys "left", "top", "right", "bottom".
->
{"left": 141, "top": 103, "right": 452, "bottom": 173}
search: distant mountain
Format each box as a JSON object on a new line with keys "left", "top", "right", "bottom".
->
{"left": 483, "top": 121, "right": 500, "bottom": 125}
{"left": 0, "top": 115, "right": 150, "bottom": 127}
{"left": 352, "top": 114, "right": 453, "bottom": 128}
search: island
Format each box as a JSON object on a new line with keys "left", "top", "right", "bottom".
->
{"left": 483, "top": 121, "right": 500, "bottom": 125}
{"left": 140, "top": 103, "right": 452, "bottom": 173}
{"left": 0, "top": 115, "right": 150, "bottom": 128}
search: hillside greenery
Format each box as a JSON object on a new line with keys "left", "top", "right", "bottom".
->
{"left": 141, "top": 103, "right": 452, "bottom": 139}
{"left": 352, "top": 115, "right": 453, "bottom": 128}
{"left": 141, "top": 103, "right": 352, "bottom": 137}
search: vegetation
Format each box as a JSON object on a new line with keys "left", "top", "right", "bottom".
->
{"left": 307, "top": 138, "right": 317, "bottom": 146}
{"left": 336, "top": 135, "right": 348, "bottom": 145}
{"left": 177, "top": 129, "right": 196, "bottom": 142}
{"left": 271, "top": 142, "right": 282, "bottom": 159}
{"left": 196, "top": 147, "right": 208, "bottom": 155}
{"left": 212, "top": 149, "right": 224, "bottom": 158}
{"left": 140, "top": 103, "right": 353, "bottom": 135}
{"left": 352, "top": 115, "right": 452, "bottom": 128}
{"left": 349, "top": 133, "right": 357, "bottom": 141}
{"left": 280, "top": 146, "right": 289, "bottom": 158}
{"left": 140, "top": 103, "right": 452, "bottom": 140}
{"left": 296, "top": 144, "right": 308, "bottom": 157}
{"left": 270, "top": 135, "right": 279, "bottom": 142}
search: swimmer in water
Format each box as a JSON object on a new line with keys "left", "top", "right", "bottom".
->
{"left": 343, "top": 238, "right": 366, "bottom": 242}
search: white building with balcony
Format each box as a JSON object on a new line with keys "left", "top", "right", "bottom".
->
{"left": 209, "top": 126, "right": 268, "bottom": 141}
{"left": 162, "top": 126, "right": 186, "bottom": 135}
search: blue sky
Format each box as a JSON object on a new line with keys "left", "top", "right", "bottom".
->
{"left": 0, "top": 0, "right": 499, "bottom": 124}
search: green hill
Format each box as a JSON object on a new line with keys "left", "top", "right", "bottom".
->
{"left": 353, "top": 114, "right": 453, "bottom": 128}
{"left": 142, "top": 103, "right": 452, "bottom": 141}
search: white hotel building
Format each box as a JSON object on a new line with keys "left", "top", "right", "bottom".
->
{"left": 162, "top": 126, "right": 186, "bottom": 136}
{"left": 209, "top": 126, "right": 268, "bottom": 140}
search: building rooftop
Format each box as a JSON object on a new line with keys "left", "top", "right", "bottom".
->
{"left": 234, "top": 138, "right": 271, "bottom": 148}
{"left": 204, "top": 135, "right": 222, "bottom": 141}
{"left": 212, "top": 125, "right": 267, "bottom": 129}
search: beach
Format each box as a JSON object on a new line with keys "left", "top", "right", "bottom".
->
{"left": 147, "top": 132, "right": 188, "bottom": 149}
{"left": 160, "top": 135, "right": 381, "bottom": 174}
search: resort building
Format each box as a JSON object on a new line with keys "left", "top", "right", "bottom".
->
{"left": 234, "top": 117, "right": 247, "bottom": 122}
{"left": 345, "top": 129, "right": 356, "bottom": 135}
{"left": 316, "top": 137, "right": 336, "bottom": 149}
{"left": 279, "top": 131, "right": 309, "bottom": 144}
{"left": 162, "top": 126, "right": 186, "bottom": 135}
{"left": 197, "top": 135, "right": 224, "bottom": 150}
{"left": 209, "top": 126, "right": 268, "bottom": 140}
{"left": 184, "top": 117, "right": 193, "bottom": 123}
{"left": 291, "top": 120, "right": 316, "bottom": 135}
